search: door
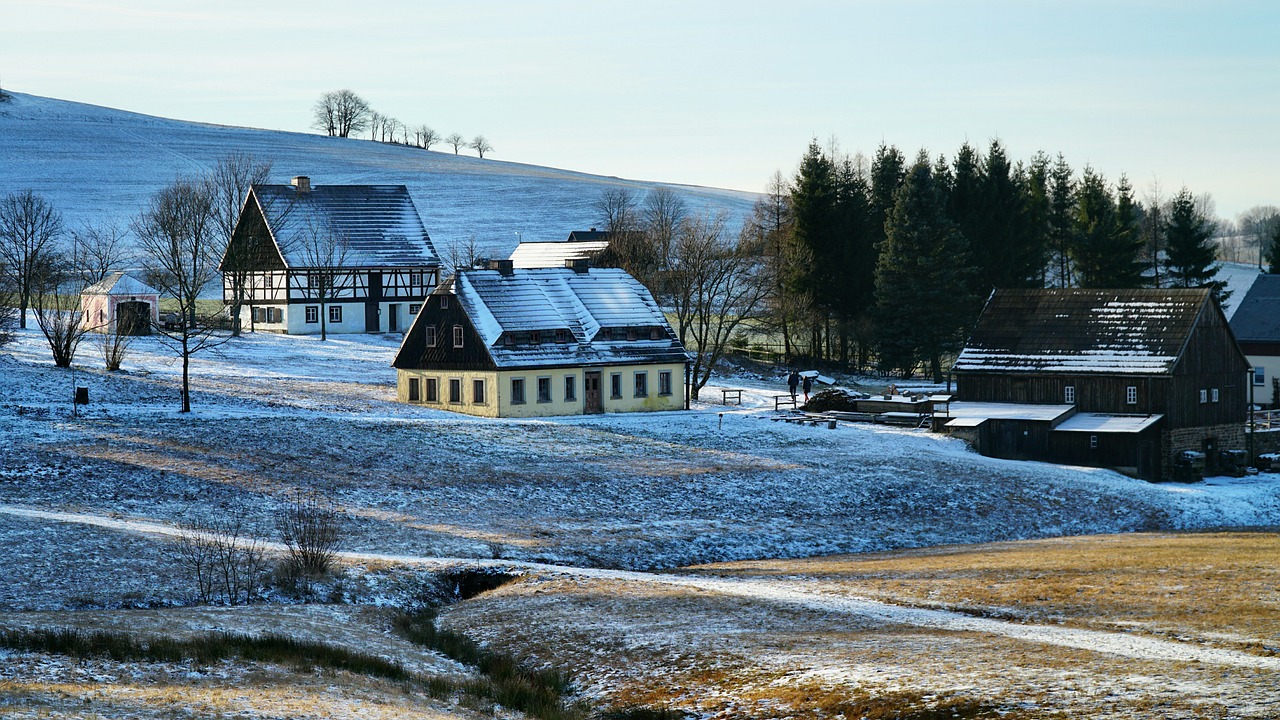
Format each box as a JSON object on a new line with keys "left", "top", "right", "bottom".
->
{"left": 584, "top": 371, "right": 603, "bottom": 414}
{"left": 364, "top": 273, "right": 382, "bottom": 332}
{"left": 115, "top": 301, "right": 152, "bottom": 336}
{"left": 388, "top": 303, "right": 400, "bottom": 332}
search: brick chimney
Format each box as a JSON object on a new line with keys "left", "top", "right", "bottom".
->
{"left": 489, "top": 259, "right": 515, "bottom": 276}
{"left": 291, "top": 176, "right": 311, "bottom": 193}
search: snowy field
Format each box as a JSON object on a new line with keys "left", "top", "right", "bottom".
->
{"left": 0, "top": 92, "right": 757, "bottom": 259}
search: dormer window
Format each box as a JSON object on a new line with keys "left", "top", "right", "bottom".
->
{"left": 530, "top": 331, "right": 541, "bottom": 344}
{"left": 504, "top": 333, "right": 516, "bottom": 346}
{"left": 555, "top": 329, "right": 568, "bottom": 343}
{"left": 626, "top": 328, "right": 637, "bottom": 341}
{"left": 649, "top": 327, "right": 661, "bottom": 340}
{"left": 612, "top": 328, "right": 625, "bottom": 341}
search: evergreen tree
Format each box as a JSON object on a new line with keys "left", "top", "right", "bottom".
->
{"left": 947, "top": 142, "right": 983, "bottom": 265}
{"left": 1164, "top": 187, "right": 1228, "bottom": 302}
{"left": 1110, "top": 175, "right": 1147, "bottom": 287}
{"left": 1072, "top": 168, "right": 1144, "bottom": 288}
{"left": 868, "top": 144, "right": 906, "bottom": 253}
{"left": 1047, "top": 154, "right": 1075, "bottom": 287}
{"left": 982, "top": 140, "right": 1043, "bottom": 289}
{"left": 875, "top": 156, "right": 977, "bottom": 381}
{"left": 1268, "top": 221, "right": 1280, "bottom": 274}
{"left": 832, "top": 157, "right": 875, "bottom": 367}
{"left": 789, "top": 140, "right": 839, "bottom": 359}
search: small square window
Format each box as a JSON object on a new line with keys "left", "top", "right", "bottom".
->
{"left": 408, "top": 303, "right": 421, "bottom": 315}
{"left": 329, "top": 305, "right": 342, "bottom": 324}
{"left": 453, "top": 325, "right": 464, "bottom": 348}
{"left": 634, "top": 372, "right": 648, "bottom": 397}
{"left": 449, "top": 378, "right": 462, "bottom": 404}
{"left": 425, "top": 325, "right": 437, "bottom": 347}
{"left": 1254, "top": 367, "right": 1267, "bottom": 386}
{"left": 511, "top": 378, "right": 526, "bottom": 404}
{"left": 408, "top": 377, "right": 421, "bottom": 402}
{"left": 1211, "top": 388, "right": 1219, "bottom": 403}
{"left": 537, "top": 377, "right": 552, "bottom": 403}
{"left": 659, "top": 370, "right": 672, "bottom": 396}
{"left": 305, "top": 306, "right": 319, "bottom": 323}
{"left": 564, "top": 375, "right": 576, "bottom": 401}
{"left": 426, "top": 378, "right": 439, "bottom": 403}
{"left": 1090, "top": 435, "right": 1098, "bottom": 449}
{"left": 1126, "top": 386, "right": 1137, "bottom": 405}
{"left": 610, "top": 373, "right": 622, "bottom": 399}
{"left": 473, "top": 379, "right": 486, "bottom": 404}
{"left": 1064, "top": 385, "right": 1075, "bottom": 404}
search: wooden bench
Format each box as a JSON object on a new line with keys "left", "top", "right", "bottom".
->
{"left": 721, "top": 388, "right": 743, "bottom": 405}
{"left": 774, "top": 395, "right": 798, "bottom": 411}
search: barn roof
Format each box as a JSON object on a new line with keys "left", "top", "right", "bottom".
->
{"left": 952, "top": 288, "right": 1213, "bottom": 375}
{"left": 250, "top": 183, "right": 438, "bottom": 269}
{"left": 81, "top": 272, "right": 158, "bottom": 296}
{"left": 509, "top": 240, "right": 610, "bottom": 269}
{"left": 1229, "top": 273, "right": 1280, "bottom": 343}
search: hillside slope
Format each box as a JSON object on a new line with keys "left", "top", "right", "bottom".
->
{"left": 0, "top": 91, "right": 757, "bottom": 258}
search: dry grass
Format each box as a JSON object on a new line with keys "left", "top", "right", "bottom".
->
{"left": 692, "top": 532, "right": 1280, "bottom": 650}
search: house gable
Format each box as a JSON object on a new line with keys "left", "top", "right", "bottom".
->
{"left": 393, "top": 292, "right": 496, "bottom": 371}
{"left": 220, "top": 190, "right": 287, "bottom": 273}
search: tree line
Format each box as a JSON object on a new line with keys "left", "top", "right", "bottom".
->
{"left": 311, "top": 89, "right": 493, "bottom": 158}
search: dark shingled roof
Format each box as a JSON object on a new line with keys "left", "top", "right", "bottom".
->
{"left": 252, "top": 183, "right": 438, "bottom": 268}
{"left": 1228, "top": 273, "right": 1280, "bottom": 343}
{"left": 953, "top": 288, "right": 1213, "bottom": 375}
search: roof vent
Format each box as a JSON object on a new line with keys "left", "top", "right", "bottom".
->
{"left": 291, "top": 176, "right": 311, "bottom": 193}
{"left": 566, "top": 258, "right": 590, "bottom": 273}
{"left": 489, "top": 259, "right": 514, "bottom": 276}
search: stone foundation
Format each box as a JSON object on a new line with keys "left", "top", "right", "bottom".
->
{"left": 1248, "top": 428, "right": 1280, "bottom": 457}
{"left": 1162, "top": 423, "right": 1246, "bottom": 478}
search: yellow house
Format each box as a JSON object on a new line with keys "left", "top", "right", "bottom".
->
{"left": 392, "top": 261, "right": 690, "bottom": 417}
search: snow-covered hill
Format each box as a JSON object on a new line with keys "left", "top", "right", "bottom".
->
{"left": 0, "top": 91, "right": 758, "bottom": 258}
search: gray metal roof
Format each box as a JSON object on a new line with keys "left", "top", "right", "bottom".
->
{"left": 81, "top": 271, "right": 158, "bottom": 296}
{"left": 1228, "top": 273, "right": 1280, "bottom": 343}
{"left": 252, "top": 183, "right": 438, "bottom": 269}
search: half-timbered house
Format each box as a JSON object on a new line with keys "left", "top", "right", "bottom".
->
{"left": 949, "top": 288, "right": 1251, "bottom": 479}
{"left": 219, "top": 176, "right": 439, "bottom": 334}
{"left": 392, "top": 260, "right": 690, "bottom": 417}
{"left": 1229, "top": 273, "right": 1280, "bottom": 406}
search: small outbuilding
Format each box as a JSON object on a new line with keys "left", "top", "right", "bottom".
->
{"left": 80, "top": 272, "right": 159, "bottom": 335}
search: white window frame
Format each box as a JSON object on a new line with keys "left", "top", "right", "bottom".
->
{"left": 473, "top": 379, "right": 486, "bottom": 405}
{"left": 425, "top": 325, "right": 437, "bottom": 347}
{"left": 1126, "top": 386, "right": 1137, "bottom": 405}
{"left": 659, "top": 371, "right": 672, "bottom": 396}
{"left": 537, "top": 376, "right": 552, "bottom": 403}
{"left": 452, "top": 325, "right": 464, "bottom": 348}
{"left": 1199, "top": 389, "right": 1208, "bottom": 404}
{"left": 305, "top": 305, "right": 319, "bottom": 324}
{"left": 1064, "top": 385, "right": 1075, "bottom": 404}
{"left": 1211, "top": 388, "right": 1219, "bottom": 403}
{"left": 328, "top": 305, "right": 342, "bottom": 324}
{"left": 1254, "top": 367, "right": 1267, "bottom": 386}
{"left": 408, "top": 303, "right": 421, "bottom": 315}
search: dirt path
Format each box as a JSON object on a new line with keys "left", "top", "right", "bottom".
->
{"left": 5, "top": 504, "right": 1277, "bottom": 672}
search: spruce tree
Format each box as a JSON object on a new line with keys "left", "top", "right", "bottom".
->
{"left": 1164, "top": 187, "right": 1227, "bottom": 302}
{"left": 789, "top": 140, "right": 839, "bottom": 359}
{"left": 1022, "top": 152, "right": 1053, "bottom": 287}
{"left": 875, "top": 155, "right": 977, "bottom": 381}
{"left": 982, "top": 140, "right": 1043, "bottom": 289}
{"left": 1047, "top": 154, "right": 1075, "bottom": 287}
{"left": 833, "top": 157, "right": 875, "bottom": 367}
{"left": 869, "top": 144, "right": 906, "bottom": 253}
{"left": 1109, "top": 175, "right": 1147, "bottom": 287}
{"left": 1268, "top": 221, "right": 1280, "bottom": 274}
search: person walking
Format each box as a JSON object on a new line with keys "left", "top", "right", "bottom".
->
{"left": 787, "top": 370, "right": 800, "bottom": 400}
{"left": 802, "top": 374, "right": 814, "bottom": 402}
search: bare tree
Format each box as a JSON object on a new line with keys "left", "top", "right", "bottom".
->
{"left": 469, "top": 135, "right": 493, "bottom": 158}
{"left": 0, "top": 190, "right": 64, "bottom": 329}
{"left": 277, "top": 490, "right": 342, "bottom": 580}
{"left": 368, "top": 111, "right": 385, "bottom": 141}
{"left": 1238, "top": 205, "right": 1280, "bottom": 270}
{"left": 0, "top": 271, "right": 16, "bottom": 347}
{"left": 134, "top": 178, "right": 227, "bottom": 412}
{"left": 176, "top": 509, "right": 269, "bottom": 606}
{"left": 98, "top": 316, "right": 133, "bottom": 371}
{"left": 32, "top": 252, "right": 93, "bottom": 368}
{"left": 443, "top": 235, "right": 482, "bottom": 277}
{"left": 445, "top": 133, "right": 466, "bottom": 154}
{"left": 642, "top": 187, "right": 687, "bottom": 267}
{"left": 290, "top": 219, "right": 353, "bottom": 341}
{"left": 418, "top": 125, "right": 439, "bottom": 150}
{"left": 208, "top": 153, "right": 273, "bottom": 337}
{"left": 665, "top": 214, "right": 769, "bottom": 401}
{"left": 311, "top": 89, "right": 371, "bottom": 138}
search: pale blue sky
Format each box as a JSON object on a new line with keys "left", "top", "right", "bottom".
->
{"left": 3, "top": 0, "right": 1277, "bottom": 218}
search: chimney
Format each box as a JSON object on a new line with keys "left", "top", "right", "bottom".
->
{"left": 489, "top": 259, "right": 514, "bottom": 276}
{"left": 291, "top": 176, "right": 311, "bottom": 193}
{"left": 565, "top": 258, "right": 590, "bottom": 273}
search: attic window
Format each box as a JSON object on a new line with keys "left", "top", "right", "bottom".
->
{"left": 626, "top": 328, "right": 637, "bottom": 341}
{"left": 530, "top": 331, "right": 541, "bottom": 344}
{"left": 649, "top": 328, "right": 661, "bottom": 340}
{"left": 425, "top": 325, "right": 437, "bottom": 347}
{"left": 555, "top": 329, "right": 568, "bottom": 343}
{"left": 453, "top": 325, "right": 464, "bottom": 348}
{"left": 612, "top": 328, "right": 626, "bottom": 341}
{"left": 504, "top": 333, "right": 516, "bottom": 346}
{"left": 440, "top": 296, "right": 450, "bottom": 309}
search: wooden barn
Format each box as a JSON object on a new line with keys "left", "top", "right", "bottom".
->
{"left": 218, "top": 176, "right": 439, "bottom": 335}
{"left": 1229, "top": 273, "right": 1280, "bottom": 406}
{"left": 392, "top": 260, "right": 690, "bottom": 417}
{"left": 80, "top": 272, "right": 159, "bottom": 335}
{"left": 949, "top": 288, "right": 1251, "bottom": 479}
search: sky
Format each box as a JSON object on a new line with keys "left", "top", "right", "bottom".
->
{"left": 2, "top": 0, "right": 1278, "bottom": 220}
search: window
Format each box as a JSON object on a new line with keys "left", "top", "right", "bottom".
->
{"left": 1199, "top": 389, "right": 1208, "bottom": 404}
{"left": 626, "top": 328, "right": 637, "bottom": 341}
{"left": 564, "top": 375, "right": 576, "bottom": 401}
{"left": 329, "top": 305, "right": 342, "bottom": 324}
{"left": 268, "top": 307, "right": 283, "bottom": 323}
{"left": 408, "top": 303, "right": 421, "bottom": 315}
{"left": 410, "top": 272, "right": 424, "bottom": 286}
{"left": 473, "top": 379, "right": 486, "bottom": 404}
{"left": 555, "top": 329, "right": 568, "bottom": 343}
{"left": 440, "top": 296, "right": 450, "bottom": 309}
{"left": 425, "top": 325, "right": 437, "bottom": 347}
{"left": 537, "top": 377, "right": 552, "bottom": 403}
{"left": 530, "top": 331, "right": 541, "bottom": 344}
{"left": 1064, "top": 385, "right": 1075, "bottom": 404}
{"left": 634, "top": 372, "right": 648, "bottom": 397}
{"left": 659, "top": 370, "right": 672, "bottom": 396}
{"left": 1255, "top": 367, "right": 1267, "bottom": 386}
{"left": 1090, "top": 435, "right": 1098, "bottom": 449}
{"left": 610, "top": 373, "right": 622, "bottom": 399}
{"left": 449, "top": 378, "right": 462, "bottom": 404}
{"left": 253, "top": 307, "right": 265, "bottom": 323}
{"left": 511, "top": 378, "right": 526, "bottom": 404}
{"left": 1126, "top": 386, "right": 1137, "bottom": 405}
{"left": 408, "top": 377, "right": 421, "bottom": 402}
{"left": 1211, "top": 388, "right": 1219, "bottom": 403}
{"left": 305, "top": 306, "right": 319, "bottom": 323}
{"left": 453, "top": 325, "right": 464, "bottom": 348}
{"left": 426, "top": 378, "right": 439, "bottom": 403}
{"left": 612, "top": 329, "right": 626, "bottom": 341}
{"left": 649, "top": 328, "right": 661, "bottom": 340}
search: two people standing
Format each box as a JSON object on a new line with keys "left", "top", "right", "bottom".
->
{"left": 787, "top": 370, "right": 814, "bottom": 402}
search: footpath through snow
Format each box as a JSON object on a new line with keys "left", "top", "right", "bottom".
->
{"left": 3, "top": 504, "right": 1275, "bottom": 672}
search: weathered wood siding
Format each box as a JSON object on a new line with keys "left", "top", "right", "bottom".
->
{"left": 393, "top": 295, "right": 496, "bottom": 371}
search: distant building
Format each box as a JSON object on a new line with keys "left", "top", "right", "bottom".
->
{"left": 950, "top": 288, "right": 1251, "bottom": 479}
{"left": 1229, "top": 273, "right": 1280, "bottom": 406}
{"left": 80, "top": 272, "right": 158, "bottom": 335}
{"left": 508, "top": 229, "right": 611, "bottom": 269}
{"left": 392, "top": 261, "right": 689, "bottom": 417}
{"left": 218, "top": 176, "right": 439, "bottom": 334}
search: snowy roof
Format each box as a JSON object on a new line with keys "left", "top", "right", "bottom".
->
{"left": 398, "top": 267, "right": 689, "bottom": 370}
{"left": 953, "top": 288, "right": 1212, "bottom": 375}
{"left": 251, "top": 183, "right": 438, "bottom": 269}
{"left": 509, "top": 240, "right": 610, "bottom": 269}
{"left": 1054, "top": 413, "right": 1164, "bottom": 433}
{"left": 80, "top": 271, "right": 158, "bottom": 296}
{"left": 1229, "top": 274, "right": 1280, "bottom": 344}
{"left": 942, "top": 401, "right": 1075, "bottom": 423}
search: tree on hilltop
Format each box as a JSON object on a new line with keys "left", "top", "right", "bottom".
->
{"left": 311, "top": 90, "right": 371, "bottom": 138}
